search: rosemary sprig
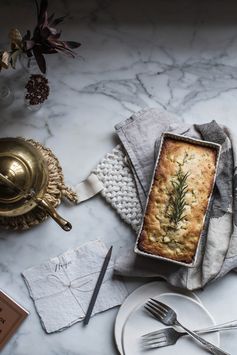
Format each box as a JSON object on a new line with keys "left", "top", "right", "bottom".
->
{"left": 167, "top": 168, "right": 189, "bottom": 229}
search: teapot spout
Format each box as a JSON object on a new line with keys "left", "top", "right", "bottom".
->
{"left": 36, "top": 198, "right": 72, "bottom": 231}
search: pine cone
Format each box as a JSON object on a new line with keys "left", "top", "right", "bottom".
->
{"left": 25, "top": 75, "right": 50, "bottom": 105}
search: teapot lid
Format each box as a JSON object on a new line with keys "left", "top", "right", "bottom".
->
{"left": 0, "top": 138, "right": 48, "bottom": 216}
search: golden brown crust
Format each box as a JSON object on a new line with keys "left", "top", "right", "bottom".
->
{"left": 138, "top": 137, "right": 217, "bottom": 264}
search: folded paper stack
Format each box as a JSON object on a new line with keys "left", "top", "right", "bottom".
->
{"left": 22, "top": 240, "right": 128, "bottom": 333}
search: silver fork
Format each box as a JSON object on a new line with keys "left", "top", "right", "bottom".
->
{"left": 145, "top": 298, "right": 230, "bottom": 355}
{"left": 142, "top": 320, "right": 237, "bottom": 350}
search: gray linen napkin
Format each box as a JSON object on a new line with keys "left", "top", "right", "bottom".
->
{"left": 114, "top": 108, "right": 237, "bottom": 290}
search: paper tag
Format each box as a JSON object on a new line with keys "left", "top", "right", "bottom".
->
{"left": 0, "top": 290, "right": 28, "bottom": 350}
{"left": 74, "top": 173, "right": 104, "bottom": 203}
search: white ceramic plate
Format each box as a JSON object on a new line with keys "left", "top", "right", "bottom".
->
{"left": 122, "top": 292, "right": 220, "bottom": 355}
{"left": 114, "top": 281, "right": 203, "bottom": 354}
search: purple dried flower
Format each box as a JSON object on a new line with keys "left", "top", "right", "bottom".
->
{"left": 23, "top": 0, "right": 81, "bottom": 73}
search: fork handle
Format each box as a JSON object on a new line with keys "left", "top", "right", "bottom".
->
{"left": 195, "top": 319, "right": 237, "bottom": 333}
{"left": 196, "top": 325, "right": 237, "bottom": 335}
{"left": 176, "top": 321, "right": 230, "bottom": 355}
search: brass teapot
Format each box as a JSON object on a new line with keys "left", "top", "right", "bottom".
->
{"left": 0, "top": 137, "right": 72, "bottom": 231}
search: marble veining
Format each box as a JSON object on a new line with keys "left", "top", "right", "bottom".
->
{"left": 1, "top": 0, "right": 237, "bottom": 354}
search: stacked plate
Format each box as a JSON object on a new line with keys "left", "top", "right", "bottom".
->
{"left": 114, "top": 281, "right": 220, "bottom": 355}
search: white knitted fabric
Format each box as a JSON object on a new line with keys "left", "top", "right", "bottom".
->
{"left": 94, "top": 145, "right": 142, "bottom": 231}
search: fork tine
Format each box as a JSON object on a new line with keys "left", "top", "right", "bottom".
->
{"left": 142, "top": 335, "right": 166, "bottom": 344}
{"left": 150, "top": 299, "right": 170, "bottom": 312}
{"left": 147, "top": 300, "right": 168, "bottom": 316}
{"left": 148, "top": 300, "right": 168, "bottom": 314}
{"left": 150, "top": 298, "right": 169, "bottom": 313}
{"left": 143, "top": 343, "right": 167, "bottom": 349}
{"left": 143, "top": 335, "right": 166, "bottom": 341}
{"left": 146, "top": 301, "right": 165, "bottom": 313}
{"left": 145, "top": 303, "right": 165, "bottom": 319}
{"left": 142, "top": 333, "right": 166, "bottom": 341}
{"left": 142, "top": 329, "right": 166, "bottom": 339}
{"left": 144, "top": 305, "right": 162, "bottom": 320}
{"left": 142, "top": 331, "right": 166, "bottom": 341}
{"left": 142, "top": 336, "right": 167, "bottom": 345}
{"left": 142, "top": 339, "right": 168, "bottom": 349}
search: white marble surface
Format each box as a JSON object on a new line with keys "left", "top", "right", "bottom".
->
{"left": 1, "top": 0, "right": 237, "bottom": 354}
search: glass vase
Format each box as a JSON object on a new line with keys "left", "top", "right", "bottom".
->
{"left": 19, "top": 54, "right": 41, "bottom": 75}
{"left": 19, "top": 54, "right": 45, "bottom": 112}
{"left": 0, "top": 82, "right": 14, "bottom": 108}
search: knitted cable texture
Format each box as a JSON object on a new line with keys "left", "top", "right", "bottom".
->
{"left": 94, "top": 145, "right": 142, "bottom": 231}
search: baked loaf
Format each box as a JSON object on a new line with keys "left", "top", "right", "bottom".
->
{"left": 138, "top": 137, "right": 217, "bottom": 264}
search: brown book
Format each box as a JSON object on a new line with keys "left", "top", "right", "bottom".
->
{"left": 0, "top": 290, "right": 29, "bottom": 350}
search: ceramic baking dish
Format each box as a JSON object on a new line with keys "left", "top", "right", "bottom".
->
{"left": 134, "top": 132, "right": 221, "bottom": 268}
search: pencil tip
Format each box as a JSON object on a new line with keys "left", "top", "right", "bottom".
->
{"left": 83, "top": 318, "right": 89, "bottom": 326}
